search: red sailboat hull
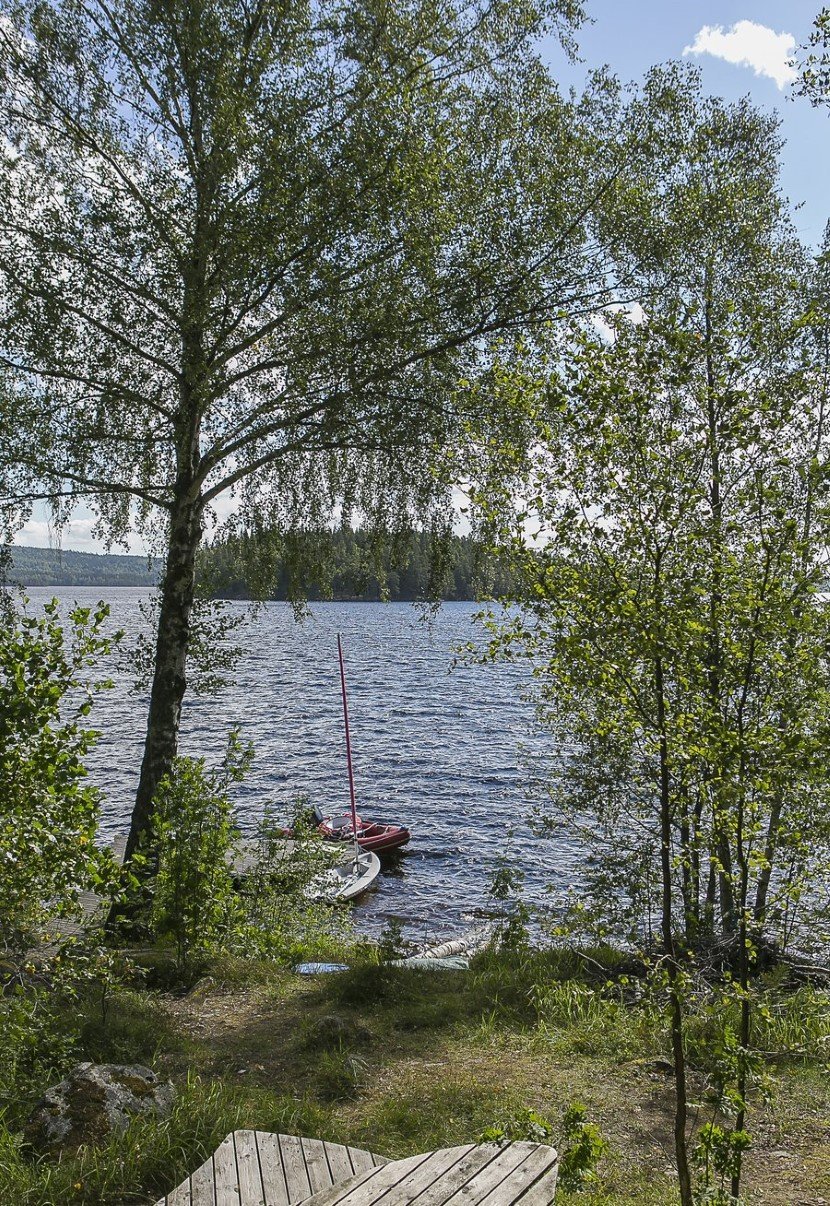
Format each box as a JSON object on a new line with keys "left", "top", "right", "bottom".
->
{"left": 316, "top": 811, "right": 411, "bottom": 854}
{"left": 309, "top": 635, "right": 412, "bottom": 857}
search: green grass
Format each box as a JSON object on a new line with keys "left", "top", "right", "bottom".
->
{"left": 2, "top": 946, "right": 830, "bottom": 1204}
{"left": 0, "top": 1077, "right": 333, "bottom": 1205}
{"left": 79, "top": 990, "right": 188, "bottom": 1067}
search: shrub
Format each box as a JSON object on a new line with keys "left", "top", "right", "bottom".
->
{"left": 146, "top": 759, "right": 356, "bottom": 980}
{"left": 0, "top": 599, "right": 126, "bottom": 1116}
{"left": 479, "top": 1106, "right": 555, "bottom": 1144}
{"left": 0, "top": 986, "right": 78, "bottom": 1123}
{"left": 0, "top": 598, "right": 119, "bottom": 959}
{"left": 479, "top": 1101, "right": 605, "bottom": 1192}
{"left": 239, "top": 800, "right": 352, "bottom": 964}
{"left": 557, "top": 1102, "right": 607, "bottom": 1193}
{"left": 147, "top": 733, "right": 251, "bottom": 981}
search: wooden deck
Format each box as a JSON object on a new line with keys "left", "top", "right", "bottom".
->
{"left": 155, "top": 1134, "right": 558, "bottom": 1206}
{"left": 300, "top": 1141, "right": 558, "bottom": 1205}
{"left": 155, "top": 1132, "right": 388, "bottom": 1206}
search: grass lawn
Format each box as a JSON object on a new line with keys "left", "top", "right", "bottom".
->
{"left": 2, "top": 950, "right": 830, "bottom": 1204}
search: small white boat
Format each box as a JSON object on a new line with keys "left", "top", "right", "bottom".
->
{"left": 308, "top": 847, "right": 381, "bottom": 903}
{"left": 233, "top": 838, "right": 380, "bottom": 904}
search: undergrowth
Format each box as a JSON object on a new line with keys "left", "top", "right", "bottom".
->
{"left": 0, "top": 1075, "right": 333, "bottom": 1206}
{"left": 2, "top": 944, "right": 830, "bottom": 1204}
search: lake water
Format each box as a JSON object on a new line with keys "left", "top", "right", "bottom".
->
{"left": 26, "top": 588, "right": 582, "bottom": 940}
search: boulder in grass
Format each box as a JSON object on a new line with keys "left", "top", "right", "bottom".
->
{"left": 26, "top": 1062, "right": 174, "bottom": 1147}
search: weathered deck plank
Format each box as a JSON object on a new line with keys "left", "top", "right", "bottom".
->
{"left": 157, "top": 1134, "right": 557, "bottom": 1206}
{"left": 280, "top": 1133, "right": 313, "bottom": 1203}
{"left": 448, "top": 1142, "right": 538, "bottom": 1204}
{"left": 233, "top": 1131, "right": 265, "bottom": 1206}
{"left": 213, "top": 1134, "right": 241, "bottom": 1205}
{"left": 189, "top": 1152, "right": 217, "bottom": 1206}
{"left": 409, "top": 1144, "right": 501, "bottom": 1206}
{"left": 478, "top": 1144, "right": 559, "bottom": 1205}
{"left": 505, "top": 1154, "right": 560, "bottom": 1206}
{"left": 255, "top": 1132, "right": 290, "bottom": 1206}
{"left": 156, "top": 1133, "right": 388, "bottom": 1206}
{"left": 347, "top": 1144, "right": 379, "bottom": 1176}
{"left": 166, "top": 1179, "right": 193, "bottom": 1206}
{"left": 297, "top": 1138, "right": 331, "bottom": 1196}
{"left": 298, "top": 1142, "right": 558, "bottom": 1206}
{"left": 374, "top": 1145, "right": 476, "bottom": 1203}
{"left": 298, "top": 1154, "right": 429, "bottom": 1206}
{"left": 322, "top": 1140, "right": 359, "bottom": 1185}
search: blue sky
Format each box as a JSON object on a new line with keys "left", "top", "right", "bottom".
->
{"left": 16, "top": 3, "right": 830, "bottom": 552}
{"left": 541, "top": 3, "right": 830, "bottom": 247}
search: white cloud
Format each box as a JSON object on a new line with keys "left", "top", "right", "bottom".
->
{"left": 202, "top": 488, "right": 240, "bottom": 533}
{"left": 13, "top": 517, "right": 97, "bottom": 549}
{"left": 591, "top": 313, "right": 616, "bottom": 343}
{"left": 683, "top": 20, "right": 797, "bottom": 90}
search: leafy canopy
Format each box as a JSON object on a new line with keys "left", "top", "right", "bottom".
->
{"left": 0, "top": 0, "right": 602, "bottom": 545}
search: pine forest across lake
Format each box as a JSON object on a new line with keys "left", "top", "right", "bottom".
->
{"left": 10, "top": 532, "right": 514, "bottom": 601}
{"left": 33, "top": 587, "right": 573, "bottom": 938}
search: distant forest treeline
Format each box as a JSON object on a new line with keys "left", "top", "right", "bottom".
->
{"left": 9, "top": 545, "right": 160, "bottom": 587}
{"left": 200, "top": 529, "right": 515, "bottom": 601}
{"left": 10, "top": 533, "right": 515, "bottom": 600}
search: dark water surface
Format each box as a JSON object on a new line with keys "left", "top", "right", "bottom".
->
{"left": 28, "top": 588, "right": 579, "bottom": 938}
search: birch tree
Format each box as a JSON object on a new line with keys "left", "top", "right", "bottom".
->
{"left": 798, "top": 7, "right": 830, "bottom": 108}
{"left": 0, "top": 0, "right": 611, "bottom": 857}
{"left": 467, "top": 71, "right": 830, "bottom": 1202}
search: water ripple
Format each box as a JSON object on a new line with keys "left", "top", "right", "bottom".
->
{"left": 26, "top": 588, "right": 583, "bottom": 934}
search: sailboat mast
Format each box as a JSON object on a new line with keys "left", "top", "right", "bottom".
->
{"left": 337, "top": 634, "right": 359, "bottom": 853}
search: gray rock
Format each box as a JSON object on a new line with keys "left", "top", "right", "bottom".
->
{"left": 27, "top": 1062, "right": 174, "bottom": 1147}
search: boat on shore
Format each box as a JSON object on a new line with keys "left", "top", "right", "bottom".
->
{"left": 316, "top": 633, "right": 411, "bottom": 859}
{"left": 248, "top": 634, "right": 391, "bottom": 903}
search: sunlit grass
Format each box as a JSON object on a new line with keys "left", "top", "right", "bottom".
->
{"left": 2, "top": 945, "right": 830, "bottom": 1203}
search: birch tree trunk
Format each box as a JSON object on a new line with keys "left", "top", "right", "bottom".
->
{"left": 125, "top": 488, "right": 203, "bottom": 862}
